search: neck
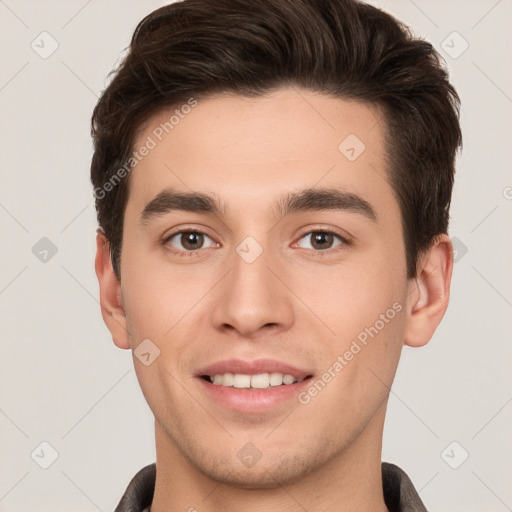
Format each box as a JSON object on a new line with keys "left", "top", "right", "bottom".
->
{"left": 150, "top": 403, "right": 389, "bottom": 512}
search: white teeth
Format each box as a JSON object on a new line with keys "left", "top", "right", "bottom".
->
{"left": 282, "top": 374, "right": 295, "bottom": 385}
{"left": 222, "top": 372, "right": 234, "bottom": 386}
{"left": 269, "top": 372, "right": 283, "bottom": 386}
{"left": 210, "top": 372, "right": 300, "bottom": 389}
{"left": 233, "top": 374, "right": 251, "bottom": 388}
{"left": 250, "top": 373, "right": 270, "bottom": 389}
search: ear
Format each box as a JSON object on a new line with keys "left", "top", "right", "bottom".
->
{"left": 94, "top": 229, "right": 131, "bottom": 349}
{"left": 404, "top": 234, "right": 454, "bottom": 347}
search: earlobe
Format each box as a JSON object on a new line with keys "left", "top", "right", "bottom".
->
{"left": 94, "top": 229, "right": 131, "bottom": 350}
{"left": 403, "top": 235, "right": 454, "bottom": 348}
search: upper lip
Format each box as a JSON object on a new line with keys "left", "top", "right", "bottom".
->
{"left": 197, "top": 358, "right": 312, "bottom": 379}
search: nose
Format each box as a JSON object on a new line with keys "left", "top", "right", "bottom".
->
{"left": 210, "top": 242, "right": 294, "bottom": 339}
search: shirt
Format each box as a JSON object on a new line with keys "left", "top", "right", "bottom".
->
{"left": 114, "top": 461, "right": 428, "bottom": 512}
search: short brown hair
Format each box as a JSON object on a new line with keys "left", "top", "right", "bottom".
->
{"left": 90, "top": 0, "right": 462, "bottom": 279}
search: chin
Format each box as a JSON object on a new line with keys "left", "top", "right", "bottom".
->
{"left": 189, "top": 440, "right": 336, "bottom": 490}
{"left": 202, "top": 456, "right": 310, "bottom": 489}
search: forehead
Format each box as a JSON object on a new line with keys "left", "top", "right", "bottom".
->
{"left": 127, "top": 87, "right": 397, "bottom": 222}
{"left": 134, "top": 87, "right": 384, "bottom": 161}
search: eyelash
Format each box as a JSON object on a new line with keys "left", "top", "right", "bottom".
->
{"left": 163, "top": 228, "right": 352, "bottom": 258}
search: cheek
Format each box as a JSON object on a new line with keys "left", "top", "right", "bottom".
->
{"left": 303, "top": 244, "right": 407, "bottom": 386}
{"left": 120, "top": 257, "right": 175, "bottom": 342}
{"left": 121, "top": 250, "right": 215, "bottom": 350}
{"left": 301, "top": 299, "right": 405, "bottom": 433}
{"left": 311, "top": 256, "right": 405, "bottom": 334}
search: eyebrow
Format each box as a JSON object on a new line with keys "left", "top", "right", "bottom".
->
{"left": 140, "top": 186, "right": 377, "bottom": 225}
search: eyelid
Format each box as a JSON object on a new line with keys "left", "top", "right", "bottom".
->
{"left": 163, "top": 227, "right": 219, "bottom": 256}
{"left": 292, "top": 228, "right": 352, "bottom": 252}
{"left": 294, "top": 224, "right": 353, "bottom": 244}
{"left": 162, "top": 225, "right": 353, "bottom": 257}
{"left": 163, "top": 224, "right": 217, "bottom": 242}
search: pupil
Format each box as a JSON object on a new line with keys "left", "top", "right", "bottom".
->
{"left": 313, "top": 232, "right": 332, "bottom": 250}
{"left": 183, "top": 232, "right": 202, "bottom": 250}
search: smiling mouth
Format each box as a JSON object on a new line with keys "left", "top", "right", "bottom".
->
{"left": 201, "top": 372, "right": 313, "bottom": 389}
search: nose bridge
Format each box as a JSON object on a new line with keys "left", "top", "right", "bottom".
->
{"left": 232, "top": 235, "right": 272, "bottom": 298}
{"left": 210, "top": 234, "right": 293, "bottom": 336}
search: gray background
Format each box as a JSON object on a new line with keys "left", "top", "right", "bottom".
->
{"left": 0, "top": 0, "right": 511, "bottom": 510}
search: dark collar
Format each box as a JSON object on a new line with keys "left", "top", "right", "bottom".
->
{"left": 114, "top": 461, "right": 428, "bottom": 512}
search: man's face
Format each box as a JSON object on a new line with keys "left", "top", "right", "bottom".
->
{"left": 117, "top": 87, "right": 412, "bottom": 486}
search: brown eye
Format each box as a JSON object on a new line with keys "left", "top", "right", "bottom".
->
{"left": 166, "top": 231, "right": 216, "bottom": 253}
{"left": 296, "top": 231, "right": 345, "bottom": 251}
{"left": 180, "top": 232, "right": 204, "bottom": 250}
{"left": 311, "top": 232, "right": 335, "bottom": 250}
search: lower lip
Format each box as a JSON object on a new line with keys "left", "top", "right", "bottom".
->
{"left": 196, "top": 377, "right": 312, "bottom": 413}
